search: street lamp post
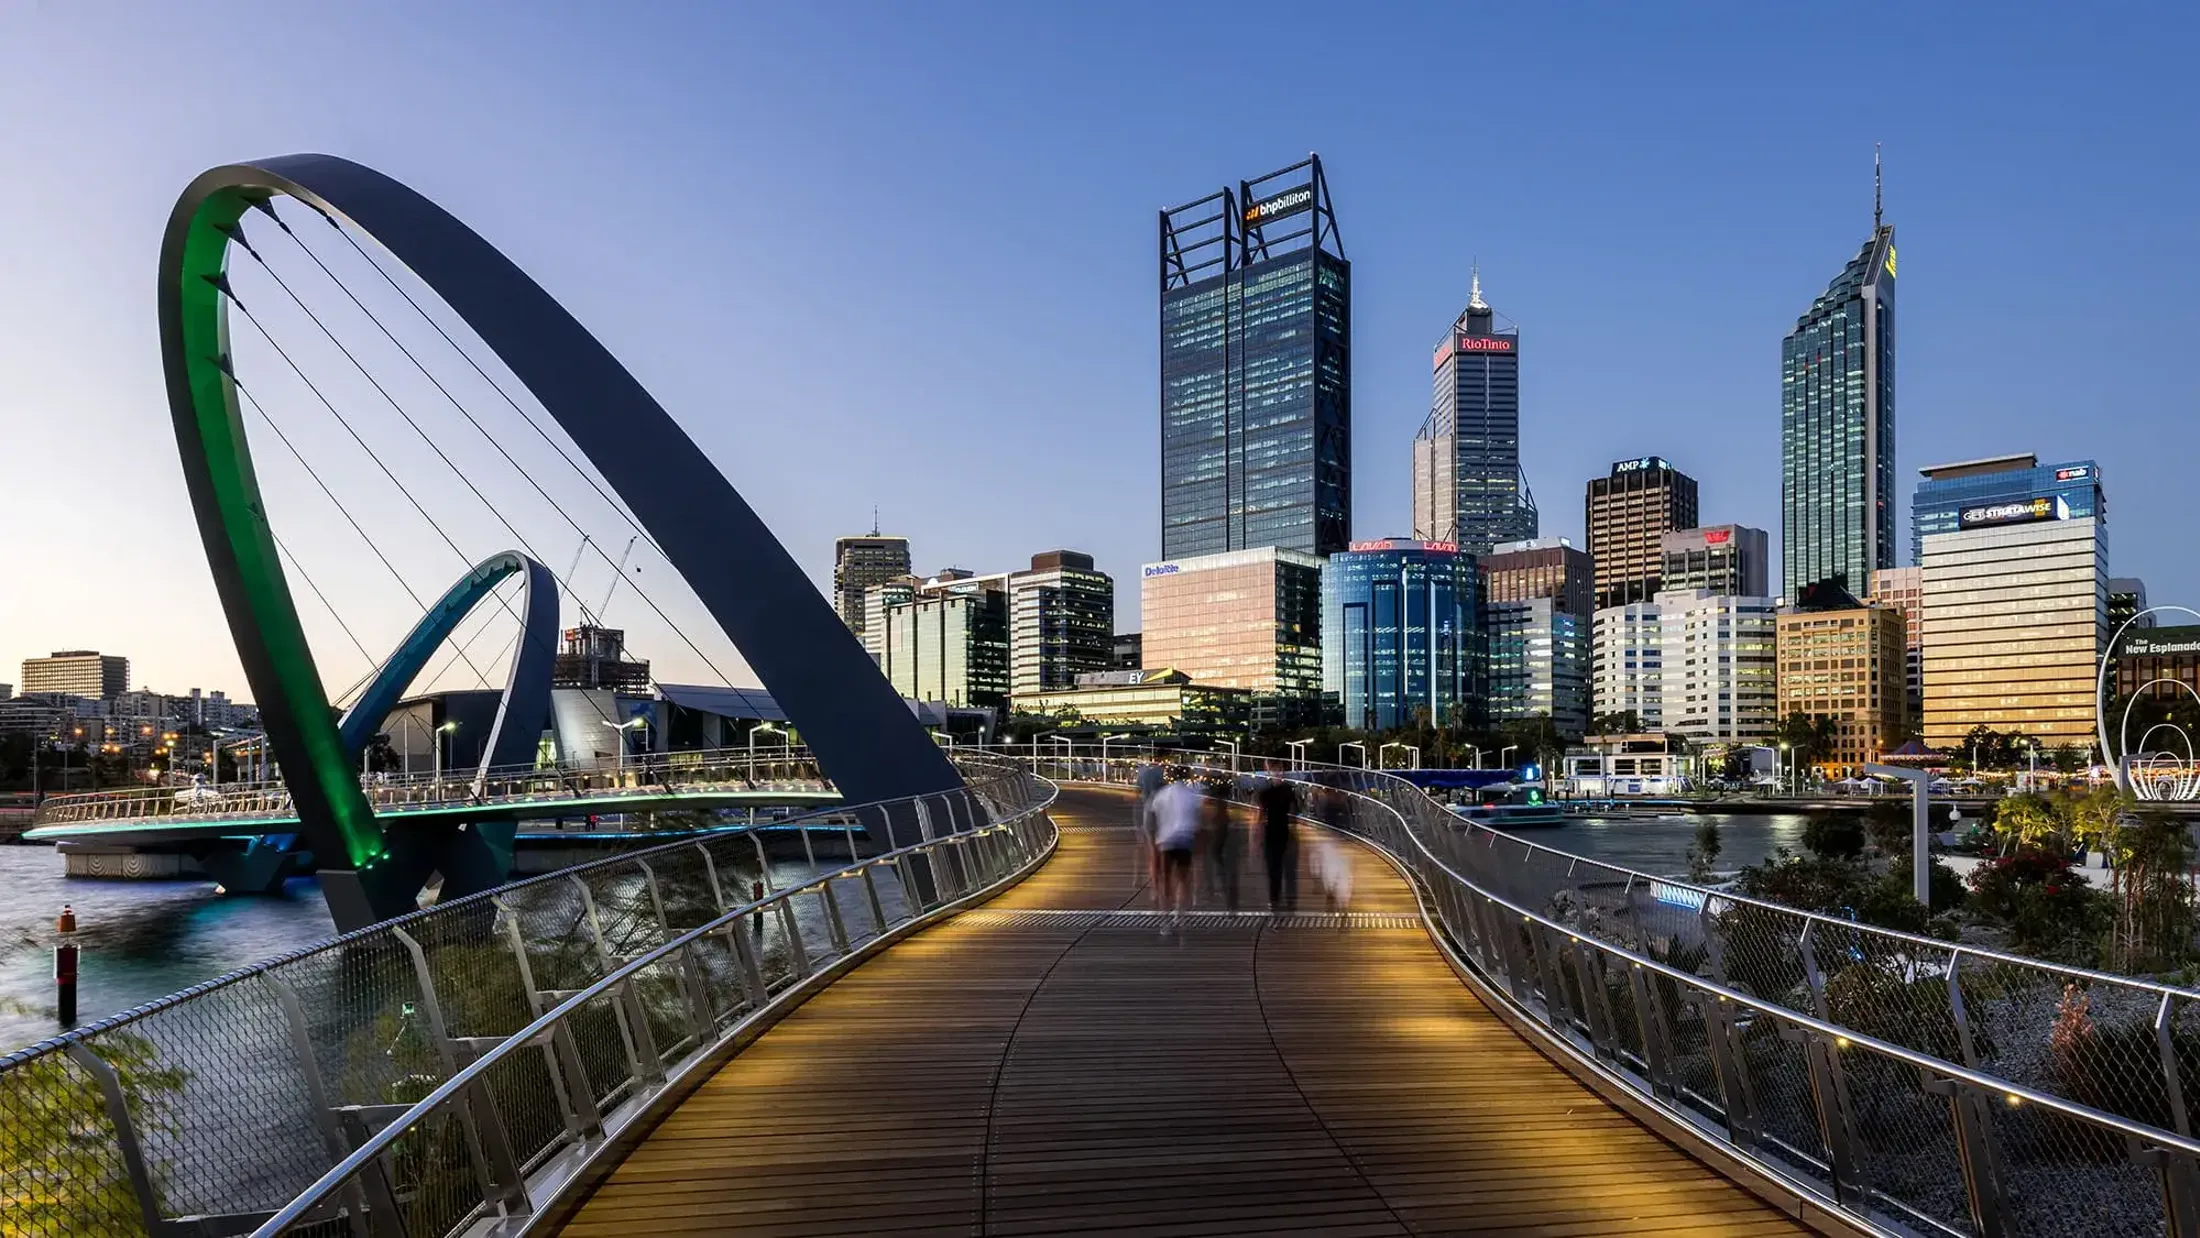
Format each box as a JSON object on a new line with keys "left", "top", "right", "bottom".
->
{"left": 1285, "top": 739, "right": 1310, "bottom": 771}
{"left": 1101, "top": 733, "right": 1133, "bottom": 765}
{"left": 748, "top": 721, "right": 782, "bottom": 780}
{"left": 1778, "top": 742, "right": 1791, "bottom": 797}
{"left": 1339, "top": 740, "right": 1367, "bottom": 769}
{"left": 1466, "top": 744, "right": 1482, "bottom": 769}
{"left": 601, "top": 717, "right": 647, "bottom": 778}
{"left": 1216, "top": 737, "right": 1240, "bottom": 773}
{"left": 1499, "top": 745, "right": 1518, "bottom": 771}
{"left": 434, "top": 720, "right": 459, "bottom": 788}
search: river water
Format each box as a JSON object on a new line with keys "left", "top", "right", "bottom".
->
{"left": 0, "top": 808, "right": 1819, "bottom": 1054}
{"left": 0, "top": 843, "right": 834, "bottom": 1055}
{"left": 1526, "top": 809, "right": 1815, "bottom": 876}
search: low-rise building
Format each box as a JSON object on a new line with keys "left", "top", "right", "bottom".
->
{"left": 1591, "top": 590, "right": 1776, "bottom": 744}
{"left": 1014, "top": 668, "right": 1249, "bottom": 733}
{"left": 1140, "top": 547, "right": 1323, "bottom": 720}
{"left": 1777, "top": 603, "right": 1908, "bottom": 772}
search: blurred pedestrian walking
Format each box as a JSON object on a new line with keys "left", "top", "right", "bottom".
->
{"left": 1254, "top": 762, "right": 1299, "bottom": 914}
{"left": 1150, "top": 766, "right": 1203, "bottom": 933}
{"left": 1202, "top": 772, "right": 1240, "bottom": 912}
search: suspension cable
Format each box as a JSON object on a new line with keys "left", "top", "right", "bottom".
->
{"left": 233, "top": 377, "right": 495, "bottom": 693}
{"left": 273, "top": 203, "right": 744, "bottom": 691}
{"left": 219, "top": 243, "right": 632, "bottom": 741}
{"left": 270, "top": 530, "right": 378, "bottom": 670}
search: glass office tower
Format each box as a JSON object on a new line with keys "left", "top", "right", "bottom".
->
{"left": 1412, "top": 273, "right": 1537, "bottom": 555}
{"left": 1160, "top": 156, "right": 1350, "bottom": 560}
{"left": 1782, "top": 212, "right": 1895, "bottom": 600}
{"left": 1320, "top": 539, "right": 1482, "bottom": 731}
{"left": 1912, "top": 455, "right": 2102, "bottom": 564}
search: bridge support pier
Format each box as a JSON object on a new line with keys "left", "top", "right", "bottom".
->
{"left": 319, "top": 819, "right": 519, "bottom": 932}
{"left": 195, "top": 837, "right": 297, "bottom": 895}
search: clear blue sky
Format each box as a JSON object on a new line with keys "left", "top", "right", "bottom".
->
{"left": 1, "top": 2, "right": 2195, "bottom": 695}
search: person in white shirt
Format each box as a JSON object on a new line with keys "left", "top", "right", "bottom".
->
{"left": 1150, "top": 768, "right": 1204, "bottom": 932}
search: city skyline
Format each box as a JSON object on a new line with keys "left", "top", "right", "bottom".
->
{"left": 3, "top": 5, "right": 2196, "bottom": 692}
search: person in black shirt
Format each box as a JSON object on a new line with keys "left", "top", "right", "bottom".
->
{"left": 1254, "top": 762, "right": 1299, "bottom": 913}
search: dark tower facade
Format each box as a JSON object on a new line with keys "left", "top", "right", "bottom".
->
{"left": 1412, "top": 273, "right": 1536, "bottom": 556}
{"left": 1160, "top": 155, "right": 1350, "bottom": 560}
{"left": 1782, "top": 160, "right": 1896, "bottom": 599}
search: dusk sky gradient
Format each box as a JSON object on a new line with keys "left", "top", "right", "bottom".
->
{"left": 2, "top": 2, "right": 2195, "bottom": 698}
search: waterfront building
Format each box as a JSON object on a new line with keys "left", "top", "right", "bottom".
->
{"left": 1586, "top": 458, "right": 1698, "bottom": 609}
{"left": 1160, "top": 156, "right": 1350, "bottom": 560}
{"left": 1920, "top": 467, "right": 2106, "bottom": 746}
{"left": 1140, "top": 548, "right": 1323, "bottom": 709}
{"left": 1480, "top": 536, "right": 1594, "bottom": 618}
{"left": 1111, "top": 632, "right": 1143, "bottom": 670}
{"left": 1015, "top": 668, "right": 1250, "bottom": 734}
{"left": 20, "top": 650, "right": 128, "bottom": 700}
{"left": 1869, "top": 566, "right": 1925, "bottom": 736}
{"left": 1593, "top": 590, "right": 1777, "bottom": 745}
{"left": 1480, "top": 537, "right": 1594, "bottom": 738}
{"left": 832, "top": 532, "right": 912, "bottom": 638}
{"left": 1660, "top": 525, "right": 1768, "bottom": 598}
{"left": 1777, "top": 603, "right": 1908, "bottom": 771}
{"left": 1411, "top": 272, "right": 1536, "bottom": 555}
{"left": 1485, "top": 598, "right": 1588, "bottom": 740}
{"left": 1591, "top": 601, "right": 1664, "bottom": 733}
{"left": 1781, "top": 168, "right": 1895, "bottom": 600}
{"left": 2109, "top": 577, "right": 2151, "bottom": 635}
{"left": 1320, "top": 538, "right": 1482, "bottom": 731}
{"left": 1008, "top": 551, "right": 1114, "bottom": 699}
{"left": 877, "top": 573, "right": 1011, "bottom": 715}
{"left": 861, "top": 575, "right": 922, "bottom": 663}
{"left": 1912, "top": 455, "right": 2104, "bottom": 565}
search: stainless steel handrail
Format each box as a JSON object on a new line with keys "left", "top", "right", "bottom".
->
{"left": 1035, "top": 752, "right": 2200, "bottom": 1236}
{"left": 251, "top": 776, "right": 1059, "bottom": 1235}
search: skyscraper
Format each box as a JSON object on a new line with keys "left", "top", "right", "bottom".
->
{"left": 1008, "top": 551, "right": 1114, "bottom": 699}
{"left": 1782, "top": 158, "right": 1895, "bottom": 600}
{"left": 1412, "top": 272, "right": 1537, "bottom": 555}
{"left": 1661, "top": 525, "right": 1770, "bottom": 597}
{"left": 1585, "top": 457, "right": 1698, "bottom": 609}
{"left": 1159, "top": 155, "right": 1350, "bottom": 560}
{"left": 832, "top": 530, "right": 912, "bottom": 639}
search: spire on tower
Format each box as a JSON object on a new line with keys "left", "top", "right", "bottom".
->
{"left": 871, "top": 506, "right": 880, "bottom": 537}
{"left": 1874, "top": 142, "right": 1883, "bottom": 231}
{"left": 1468, "top": 262, "right": 1487, "bottom": 311}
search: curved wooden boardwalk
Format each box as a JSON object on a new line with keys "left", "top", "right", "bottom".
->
{"left": 558, "top": 787, "right": 1810, "bottom": 1236}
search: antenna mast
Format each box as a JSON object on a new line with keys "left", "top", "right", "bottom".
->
{"left": 1874, "top": 142, "right": 1884, "bottom": 231}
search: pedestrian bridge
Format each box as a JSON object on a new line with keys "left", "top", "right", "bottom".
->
{"left": 22, "top": 747, "right": 837, "bottom": 847}
{"left": 557, "top": 786, "right": 1806, "bottom": 1236}
{"left": 11, "top": 757, "right": 2200, "bottom": 1238}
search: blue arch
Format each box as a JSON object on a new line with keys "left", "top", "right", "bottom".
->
{"left": 337, "top": 551, "right": 558, "bottom": 780}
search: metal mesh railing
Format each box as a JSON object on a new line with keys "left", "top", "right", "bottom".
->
{"left": 1033, "top": 751, "right": 2200, "bottom": 1238}
{"left": 29, "top": 745, "right": 830, "bottom": 829}
{"left": 0, "top": 754, "right": 1048, "bottom": 1238}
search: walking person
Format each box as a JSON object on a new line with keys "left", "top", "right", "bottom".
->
{"left": 1255, "top": 761, "right": 1299, "bottom": 914}
{"left": 1150, "top": 767, "right": 1203, "bottom": 934}
{"left": 1202, "top": 773, "right": 1240, "bottom": 912}
{"left": 1134, "top": 757, "right": 1167, "bottom": 900}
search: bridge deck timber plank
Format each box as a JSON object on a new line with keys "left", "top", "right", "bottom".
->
{"left": 557, "top": 786, "right": 1809, "bottom": 1236}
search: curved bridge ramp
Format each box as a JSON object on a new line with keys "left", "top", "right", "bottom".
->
{"left": 558, "top": 787, "right": 1807, "bottom": 1236}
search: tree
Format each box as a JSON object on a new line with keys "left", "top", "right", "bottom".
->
{"left": 1590, "top": 710, "right": 1642, "bottom": 737}
{"left": 1687, "top": 818, "right": 1723, "bottom": 883}
{"left": 1776, "top": 711, "right": 1839, "bottom": 770}
{"left": 1990, "top": 793, "right": 2061, "bottom": 854}
{"left": 2108, "top": 802, "right": 2197, "bottom": 972}
{"left": 1802, "top": 814, "right": 1866, "bottom": 862}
